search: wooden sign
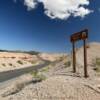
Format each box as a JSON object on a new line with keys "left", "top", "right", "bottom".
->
{"left": 70, "top": 29, "right": 88, "bottom": 78}
{"left": 70, "top": 29, "right": 88, "bottom": 42}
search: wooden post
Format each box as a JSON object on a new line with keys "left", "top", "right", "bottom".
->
{"left": 83, "top": 39, "right": 88, "bottom": 78}
{"left": 72, "top": 42, "right": 76, "bottom": 73}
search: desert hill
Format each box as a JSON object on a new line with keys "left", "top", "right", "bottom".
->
{"left": 0, "top": 42, "right": 100, "bottom": 100}
{"left": 0, "top": 51, "right": 65, "bottom": 72}
{"left": 76, "top": 42, "right": 100, "bottom": 66}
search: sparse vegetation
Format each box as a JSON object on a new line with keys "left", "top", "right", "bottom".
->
{"left": 41, "top": 66, "right": 49, "bottom": 72}
{"left": 58, "top": 56, "right": 66, "bottom": 61}
{"left": 9, "top": 63, "right": 13, "bottom": 66}
{"left": 31, "top": 61, "right": 37, "bottom": 65}
{"left": 31, "top": 70, "right": 38, "bottom": 77}
{"left": 25, "top": 51, "right": 39, "bottom": 55}
{"left": 59, "top": 57, "right": 64, "bottom": 61}
{"left": 96, "top": 58, "right": 100, "bottom": 66}
{"left": 2, "top": 63, "right": 6, "bottom": 67}
{"left": 86, "top": 44, "right": 90, "bottom": 48}
{"left": 11, "top": 57, "right": 16, "bottom": 59}
{"left": 64, "top": 61, "right": 71, "bottom": 68}
{"left": 36, "top": 74, "right": 46, "bottom": 81}
{"left": 93, "top": 58, "right": 100, "bottom": 72}
{"left": 31, "top": 70, "right": 46, "bottom": 81}
{"left": 17, "top": 60, "right": 23, "bottom": 65}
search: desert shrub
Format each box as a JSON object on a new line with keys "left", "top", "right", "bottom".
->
{"left": 2, "top": 63, "right": 6, "bottom": 67}
{"left": 31, "top": 70, "right": 38, "bottom": 77}
{"left": 9, "top": 63, "right": 13, "bottom": 66}
{"left": 25, "top": 51, "right": 39, "bottom": 55}
{"left": 41, "top": 66, "right": 49, "bottom": 72}
{"left": 11, "top": 57, "right": 16, "bottom": 59}
{"left": 96, "top": 58, "right": 100, "bottom": 66}
{"left": 31, "top": 61, "right": 37, "bottom": 65}
{"left": 64, "top": 61, "right": 71, "bottom": 68}
{"left": 31, "top": 70, "right": 46, "bottom": 81}
{"left": 17, "top": 60, "right": 23, "bottom": 65}
{"left": 59, "top": 57, "right": 64, "bottom": 61}
{"left": 86, "top": 45, "right": 90, "bottom": 48}
{"left": 93, "top": 58, "right": 100, "bottom": 72}
{"left": 36, "top": 74, "right": 46, "bottom": 81}
{"left": 93, "top": 67, "right": 98, "bottom": 71}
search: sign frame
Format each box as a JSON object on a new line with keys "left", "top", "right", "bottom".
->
{"left": 70, "top": 29, "right": 88, "bottom": 78}
{"left": 70, "top": 29, "right": 88, "bottom": 42}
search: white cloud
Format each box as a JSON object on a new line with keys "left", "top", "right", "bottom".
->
{"left": 39, "top": 0, "right": 92, "bottom": 20}
{"left": 73, "top": 7, "right": 92, "bottom": 18}
{"left": 24, "top": 0, "right": 37, "bottom": 10}
{"left": 15, "top": 0, "right": 92, "bottom": 20}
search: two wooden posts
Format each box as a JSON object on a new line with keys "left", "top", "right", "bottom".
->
{"left": 70, "top": 29, "right": 88, "bottom": 78}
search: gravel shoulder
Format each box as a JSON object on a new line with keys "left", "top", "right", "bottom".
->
{"left": 2, "top": 75, "right": 100, "bottom": 100}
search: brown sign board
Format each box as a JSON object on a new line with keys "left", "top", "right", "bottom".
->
{"left": 70, "top": 29, "right": 88, "bottom": 42}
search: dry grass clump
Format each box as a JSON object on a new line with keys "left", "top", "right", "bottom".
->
{"left": 64, "top": 61, "right": 71, "bottom": 68}
{"left": 8, "top": 63, "right": 13, "bottom": 66}
{"left": 2, "top": 63, "right": 6, "bottom": 67}
{"left": 17, "top": 60, "right": 23, "bottom": 65}
{"left": 31, "top": 70, "right": 46, "bottom": 81}
{"left": 93, "top": 58, "right": 100, "bottom": 72}
{"left": 41, "top": 66, "right": 49, "bottom": 72}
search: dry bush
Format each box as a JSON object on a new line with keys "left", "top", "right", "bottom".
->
{"left": 17, "top": 60, "right": 23, "bottom": 65}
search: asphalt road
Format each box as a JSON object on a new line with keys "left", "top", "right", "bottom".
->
{"left": 0, "top": 61, "right": 50, "bottom": 82}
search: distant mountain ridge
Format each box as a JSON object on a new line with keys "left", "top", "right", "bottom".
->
{"left": 0, "top": 49, "right": 39, "bottom": 55}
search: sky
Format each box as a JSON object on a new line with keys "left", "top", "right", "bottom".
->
{"left": 0, "top": 0, "right": 100, "bottom": 53}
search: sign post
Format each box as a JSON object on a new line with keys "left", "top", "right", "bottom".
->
{"left": 83, "top": 39, "right": 88, "bottom": 77}
{"left": 70, "top": 29, "right": 88, "bottom": 78}
{"left": 72, "top": 41, "right": 76, "bottom": 73}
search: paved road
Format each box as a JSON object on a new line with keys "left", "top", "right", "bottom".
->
{"left": 0, "top": 61, "right": 50, "bottom": 82}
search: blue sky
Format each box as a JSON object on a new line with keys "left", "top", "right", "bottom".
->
{"left": 0, "top": 0, "right": 100, "bottom": 53}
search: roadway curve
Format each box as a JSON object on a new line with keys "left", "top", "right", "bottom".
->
{"left": 0, "top": 61, "right": 50, "bottom": 82}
